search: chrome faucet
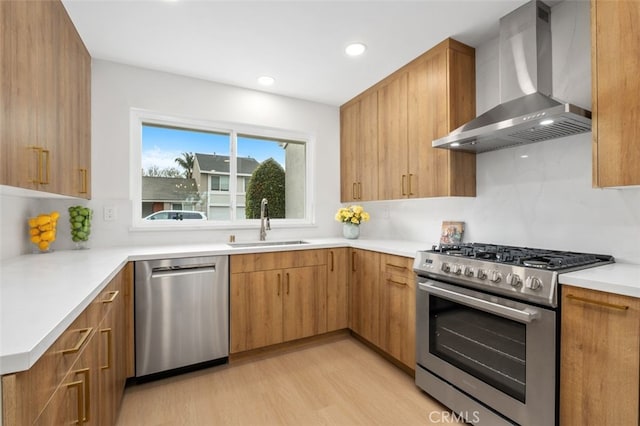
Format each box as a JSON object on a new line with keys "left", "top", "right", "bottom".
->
{"left": 260, "top": 198, "right": 270, "bottom": 241}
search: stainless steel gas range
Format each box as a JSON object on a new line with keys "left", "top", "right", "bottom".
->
{"left": 414, "top": 243, "right": 613, "bottom": 426}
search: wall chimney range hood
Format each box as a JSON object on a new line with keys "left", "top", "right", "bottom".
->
{"left": 432, "top": 0, "right": 591, "bottom": 153}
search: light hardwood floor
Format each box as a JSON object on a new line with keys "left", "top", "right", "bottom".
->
{"left": 117, "top": 335, "right": 460, "bottom": 425}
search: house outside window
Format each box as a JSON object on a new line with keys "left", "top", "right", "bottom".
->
{"left": 132, "top": 110, "right": 312, "bottom": 227}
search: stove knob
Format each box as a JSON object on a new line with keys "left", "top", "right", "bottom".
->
{"left": 452, "top": 264, "right": 463, "bottom": 275}
{"left": 477, "top": 269, "right": 487, "bottom": 280}
{"left": 525, "top": 276, "right": 543, "bottom": 291}
{"left": 441, "top": 262, "right": 451, "bottom": 273}
{"left": 464, "top": 266, "right": 474, "bottom": 277}
{"left": 490, "top": 271, "right": 502, "bottom": 283}
{"left": 507, "top": 273, "right": 522, "bottom": 288}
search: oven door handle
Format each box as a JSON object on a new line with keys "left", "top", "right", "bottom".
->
{"left": 418, "top": 280, "right": 541, "bottom": 323}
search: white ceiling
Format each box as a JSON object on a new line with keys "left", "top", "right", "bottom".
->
{"left": 61, "top": 0, "right": 538, "bottom": 106}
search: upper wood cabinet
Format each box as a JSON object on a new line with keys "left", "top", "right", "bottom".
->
{"left": 0, "top": 0, "right": 91, "bottom": 198}
{"left": 591, "top": 0, "right": 640, "bottom": 187}
{"left": 560, "top": 285, "right": 640, "bottom": 425}
{"left": 340, "top": 91, "right": 379, "bottom": 202}
{"left": 341, "top": 38, "right": 476, "bottom": 201}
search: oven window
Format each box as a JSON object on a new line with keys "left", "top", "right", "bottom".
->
{"left": 429, "top": 296, "right": 526, "bottom": 402}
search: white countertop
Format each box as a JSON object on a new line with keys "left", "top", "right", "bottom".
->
{"left": 0, "top": 238, "right": 426, "bottom": 375}
{"left": 559, "top": 263, "right": 640, "bottom": 298}
{"left": 2, "top": 237, "right": 638, "bottom": 376}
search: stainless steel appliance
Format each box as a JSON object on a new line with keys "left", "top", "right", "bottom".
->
{"left": 432, "top": 1, "right": 591, "bottom": 153}
{"left": 135, "top": 256, "right": 229, "bottom": 378}
{"left": 414, "top": 243, "right": 613, "bottom": 425}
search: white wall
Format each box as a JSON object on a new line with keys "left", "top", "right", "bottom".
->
{"left": 0, "top": 61, "right": 342, "bottom": 260}
{"left": 359, "top": 0, "right": 640, "bottom": 264}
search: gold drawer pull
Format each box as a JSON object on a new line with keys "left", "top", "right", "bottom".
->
{"left": 62, "top": 327, "right": 93, "bottom": 355}
{"left": 386, "top": 263, "right": 408, "bottom": 271}
{"left": 101, "top": 328, "right": 112, "bottom": 370}
{"left": 102, "top": 290, "right": 119, "bottom": 304}
{"left": 566, "top": 294, "right": 629, "bottom": 311}
{"left": 388, "top": 279, "right": 407, "bottom": 287}
{"left": 66, "top": 380, "right": 84, "bottom": 425}
{"left": 75, "top": 368, "right": 91, "bottom": 422}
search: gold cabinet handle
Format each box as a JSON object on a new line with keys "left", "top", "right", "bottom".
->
{"left": 75, "top": 368, "right": 91, "bottom": 422}
{"left": 408, "top": 173, "right": 414, "bottom": 195}
{"left": 358, "top": 182, "right": 362, "bottom": 200}
{"left": 566, "top": 294, "right": 630, "bottom": 311}
{"left": 351, "top": 251, "right": 356, "bottom": 272}
{"left": 352, "top": 182, "right": 357, "bottom": 200}
{"left": 386, "top": 263, "right": 408, "bottom": 271}
{"left": 28, "top": 146, "right": 42, "bottom": 184}
{"left": 401, "top": 174, "right": 407, "bottom": 196}
{"left": 66, "top": 380, "right": 84, "bottom": 425}
{"left": 40, "top": 149, "right": 50, "bottom": 184}
{"left": 62, "top": 328, "right": 93, "bottom": 355}
{"left": 387, "top": 279, "right": 407, "bottom": 287}
{"left": 286, "top": 273, "right": 290, "bottom": 295}
{"left": 102, "top": 290, "right": 119, "bottom": 304}
{"left": 277, "top": 273, "right": 281, "bottom": 296}
{"left": 329, "top": 251, "right": 334, "bottom": 272}
{"left": 79, "top": 168, "right": 88, "bottom": 194}
{"left": 101, "top": 328, "right": 112, "bottom": 370}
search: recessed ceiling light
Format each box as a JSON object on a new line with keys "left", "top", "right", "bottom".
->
{"left": 258, "top": 76, "right": 275, "bottom": 86}
{"left": 540, "top": 119, "right": 554, "bottom": 125}
{"left": 345, "top": 42, "right": 367, "bottom": 57}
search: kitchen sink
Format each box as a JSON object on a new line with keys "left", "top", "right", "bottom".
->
{"left": 227, "top": 240, "right": 309, "bottom": 248}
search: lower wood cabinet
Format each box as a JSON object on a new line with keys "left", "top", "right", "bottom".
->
{"left": 378, "top": 254, "right": 415, "bottom": 369}
{"left": 230, "top": 250, "right": 331, "bottom": 353}
{"left": 349, "top": 249, "right": 381, "bottom": 346}
{"left": 327, "top": 248, "right": 349, "bottom": 331}
{"left": 560, "top": 285, "right": 640, "bottom": 425}
{"left": 2, "top": 263, "right": 133, "bottom": 425}
{"left": 350, "top": 249, "right": 416, "bottom": 370}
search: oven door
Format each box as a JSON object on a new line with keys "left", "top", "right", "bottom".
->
{"left": 416, "top": 278, "right": 556, "bottom": 426}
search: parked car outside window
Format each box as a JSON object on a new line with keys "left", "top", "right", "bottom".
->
{"left": 144, "top": 210, "right": 207, "bottom": 221}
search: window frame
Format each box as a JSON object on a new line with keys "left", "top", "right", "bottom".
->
{"left": 130, "top": 108, "right": 316, "bottom": 230}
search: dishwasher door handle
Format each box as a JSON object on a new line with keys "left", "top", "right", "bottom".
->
{"left": 151, "top": 265, "right": 216, "bottom": 278}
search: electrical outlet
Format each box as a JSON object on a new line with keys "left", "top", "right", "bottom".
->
{"left": 103, "top": 206, "right": 117, "bottom": 221}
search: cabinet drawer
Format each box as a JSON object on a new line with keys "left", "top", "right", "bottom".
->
{"left": 231, "top": 249, "right": 328, "bottom": 273}
{"left": 380, "top": 254, "right": 414, "bottom": 277}
{"left": 2, "top": 313, "right": 94, "bottom": 424}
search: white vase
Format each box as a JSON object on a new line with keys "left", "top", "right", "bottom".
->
{"left": 343, "top": 223, "right": 360, "bottom": 239}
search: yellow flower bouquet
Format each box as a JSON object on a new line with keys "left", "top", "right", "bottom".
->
{"left": 335, "top": 205, "right": 370, "bottom": 225}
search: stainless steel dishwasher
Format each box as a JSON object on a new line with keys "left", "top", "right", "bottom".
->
{"left": 135, "top": 256, "right": 229, "bottom": 378}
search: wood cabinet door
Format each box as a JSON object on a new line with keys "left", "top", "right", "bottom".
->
{"left": 358, "top": 91, "right": 379, "bottom": 201}
{"left": 378, "top": 73, "right": 409, "bottom": 200}
{"left": 592, "top": 0, "right": 640, "bottom": 187}
{"left": 379, "top": 255, "right": 416, "bottom": 368}
{"left": 560, "top": 285, "right": 640, "bottom": 425}
{"left": 340, "top": 101, "right": 359, "bottom": 202}
{"left": 99, "top": 308, "right": 117, "bottom": 426}
{"left": 283, "top": 265, "right": 328, "bottom": 342}
{"left": 407, "top": 41, "right": 476, "bottom": 198}
{"left": 327, "top": 248, "right": 349, "bottom": 331}
{"left": 350, "top": 249, "right": 381, "bottom": 345}
{"left": 230, "top": 270, "right": 284, "bottom": 353}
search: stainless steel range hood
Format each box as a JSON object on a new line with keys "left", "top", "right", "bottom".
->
{"left": 433, "top": 0, "right": 591, "bottom": 153}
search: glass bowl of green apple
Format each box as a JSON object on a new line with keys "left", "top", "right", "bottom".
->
{"left": 68, "top": 206, "right": 92, "bottom": 249}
